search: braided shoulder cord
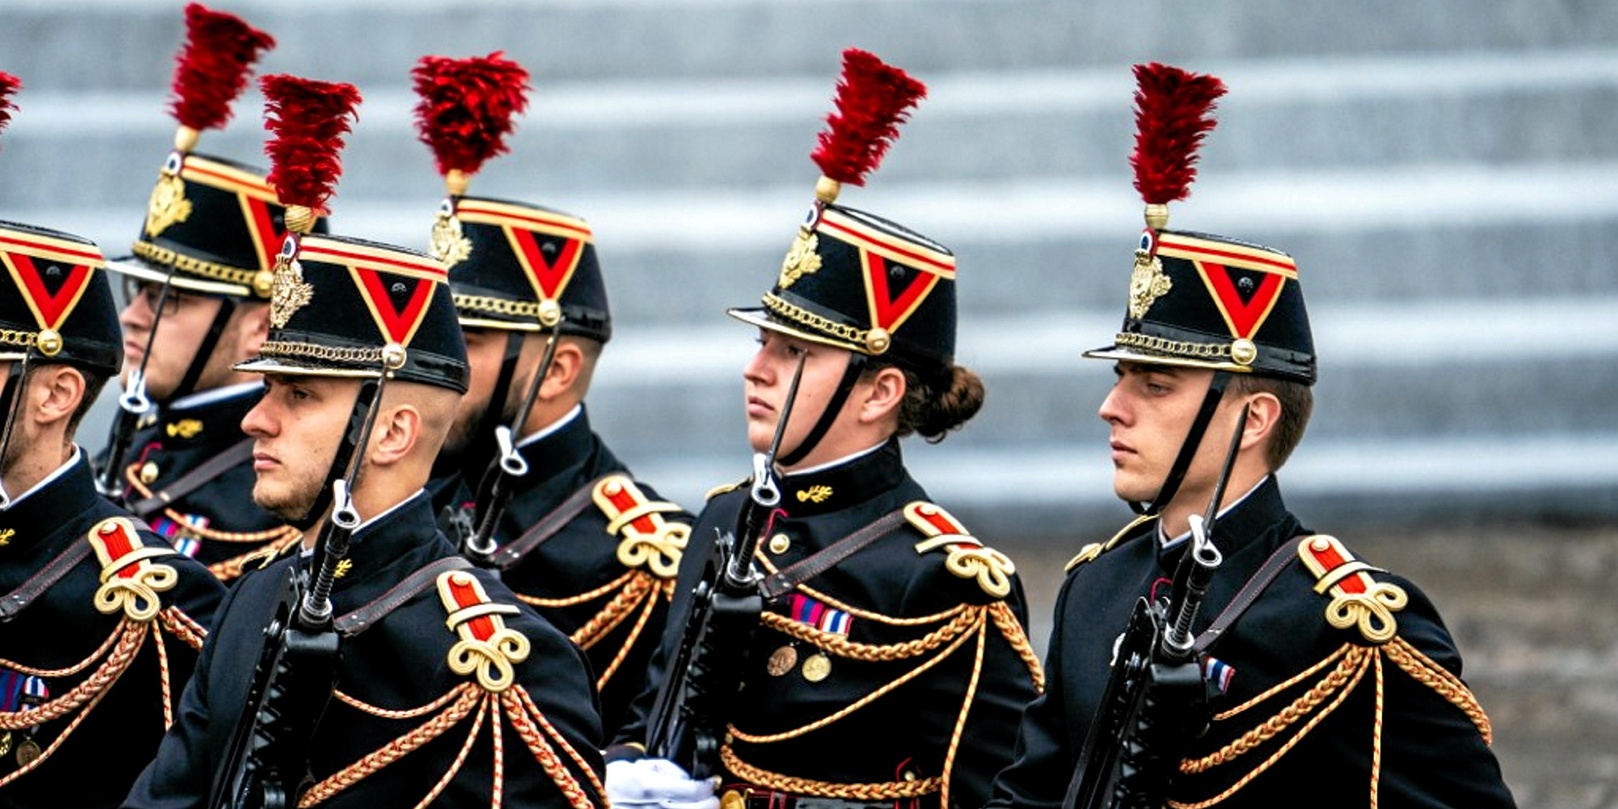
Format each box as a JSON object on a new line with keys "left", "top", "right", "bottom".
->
{"left": 1371, "top": 652, "right": 1385, "bottom": 809}
{"left": 587, "top": 577, "right": 662, "bottom": 691}
{"left": 720, "top": 743, "right": 941, "bottom": 801}
{"left": 1210, "top": 643, "right": 1353, "bottom": 722}
{"left": 1383, "top": 637, "right": 1493, "bottom": 744}
{"left": 1169, "top": 645, "right": 1373, "bottom": 809}
{"left": 333, "top": 681, "right": 469, "bottom": 719}
{"left": 159, "top": 606, "right": 208, "bottom": 651}
{"left": 759, "top": 604, "right": 979, "bottom": 662}
{"left": 297, "top": 683, "right": 482, "bottom": 807}
{"left": 153, "top": 626, "right": 174, "bottom": 729}
{"left": 987, "top": 600, "right": 1046, "bottom": 693}
{"left": 207, "top": 533, "right": 304, "bottom": 581}
{"left": 0, "top": 617, "right": 129, "bottom": 676}
{"left": 938, "top": 618, "right": 988, "bottom": 809}
{"left": 122, "top": 471, "right": 302, "bottom": 545}
{"left": 0, "top": 622, "right": 149, "bottom": 787}
{"left": 514, "top": 685, "right": 608, "bottom": 801}
{"left": 519, "top": 569, "right": 637, "bottom": 609}
{"left": 731, "top": 609, "right": 985, "bottom": 744}
{"left": 564, "top": 572, "right": 654, "bottom": 651}
{"left": 502, "top": 689, "right": 599, "bottom": 809}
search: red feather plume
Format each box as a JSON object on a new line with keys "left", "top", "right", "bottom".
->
{"left": 412, "top": 52, "right": 531, "bottom": 178}
{"left": 1130, "top": 63, "right": 1227, "bottom": 206}
{"left": 261, "top": 74, "right": 362, "bottom": 213}
{"left": 0, "top": 73, "right": 20, "bottom": 138}
{"left": 168, "top": 3, "right": 275, "bottom": 132}
{"left": 810, "top": 48, "right": 927, "bottom": 187}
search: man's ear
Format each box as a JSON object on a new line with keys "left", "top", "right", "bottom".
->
{"left": 1238, "top": 390, "right": 1282, "bottom": 454}
{"left": 235, "top": 303, "right": 272, "bottom": 355}
{"left": 368, "top": 403, "right": 422, "bottom": 466}
{"left": 538, "top": 339, "right": 584, "bottom": 401}
{"left": 857, "top": 365, "right": 907, "bottom": 424}
{"left": 34, "top": 365, "right": 86, "bottom": 428}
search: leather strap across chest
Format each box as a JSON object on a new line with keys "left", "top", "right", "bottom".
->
{"left": 758, "top": 508, "right": 908, "bottom": 601}
{"left": 0, "top": 539, "right": 92, "bottom": 621}
{"left": 334, "top": 555, "right": 475, "bottom": 637}
{"left": 1193, "top": 534, "right": 1308, "bottom": 653}
{"left": 125, "top": 438, "right": 255, "bottom": 519}
{"left": 486, "top": 474, "right": 616, "bottom": 570}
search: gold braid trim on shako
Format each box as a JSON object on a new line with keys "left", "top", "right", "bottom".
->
{"left": 905, "top": 502, "right": 1014, "bottom": 599}
{"left": 734, "top": 549, "right": 1046, "bottom": 809}
{"left": 0, "top": 519, "right": 208, "bottom": 787}
{"left": 1165, "top": 536, "right": 1493, "bottom": 809}
{"left": 297, "top": 572, "right": 605, "bottom": 809}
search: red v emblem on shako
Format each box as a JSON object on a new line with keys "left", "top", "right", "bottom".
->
{"left": 1158, "top": 233, "right": 1298, "bottom": 340}
{"left": 0, "top": 234, "right": 101, "bottom": 331}
{"left": 301, "top": 237, "right": 447, "bottom": 349}
{"left": 861, "top": 252, "right": 938, "bottom": 334}
{"left": 506, "top": 227, "right": 583, "bottom": 303}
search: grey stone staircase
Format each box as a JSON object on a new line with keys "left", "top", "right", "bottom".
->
{"left": 2, "top": 0, "right": 1615, "bottom": 528}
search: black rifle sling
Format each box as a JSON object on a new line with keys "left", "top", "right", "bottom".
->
{"left": 486, "top": 475, "right": 617, "bottom": 571}
{"left": 1193, "top": 535, "right": 1308, "bottom": 653}
{"left": 126, "top": 439, "right": 256, "bottom": 518}
{"left": 334, "top": 555, "right": 476, "bottom": 637}
{"left": 758, "top": 508, "right": 908, "bottom": 601}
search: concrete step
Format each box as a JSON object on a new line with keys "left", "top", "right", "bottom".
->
{"left": 4, "top": 50, "right": 1617, "bottom": 207}
{"left": 7, "top": 0, "right": 1618, "bottom": 90}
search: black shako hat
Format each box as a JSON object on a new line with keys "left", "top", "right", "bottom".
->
{"left": 726, "top": 48, "right": 954, "bottom": 382}
{"left": 102, "top": 4, "right": 325, "bottom": 301}
{"left": 1084, "top": 63, "right": 1315, "bottom": 386}
{"left": 434, "top": 196, "right": 611, "bottom": 343}
{"left": 412, "top": 53, "right": 612, "bottom": 343}
{"left": 236, "top": 233, "right": 469, "bottom": 393}
{"left": 0, "top": 220, "right": 123, "bottom": 376}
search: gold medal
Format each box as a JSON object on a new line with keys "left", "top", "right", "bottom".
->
{"left": 720, "top": 789, "right": 745, "bottom": 809}
{"left": 766, "top": 646, "right": 797, "bottom": 676}
{"left": 801, "top": 652, "right": 832, "bottom": 682}
{"left": 15, "top": 737, "right": 40, "bottom": 767}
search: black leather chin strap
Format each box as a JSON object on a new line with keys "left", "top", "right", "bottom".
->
{"left": 166, "top": 297, "right": 238, "bottom": 404}
{"left": 1133, "top": 370, "right": 1233, "bottom": 516}
{"left": 291, "top": 378, "right": 382, "bottom": 532}
{"left": 777, "top": 352, "right": 868, "bottom": 469}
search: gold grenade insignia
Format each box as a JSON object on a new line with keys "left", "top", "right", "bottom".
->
{"left": 1127, "top": 249, "right": 1173, "bottom": 319}
{"left": 430, "top": 209, "right": 473, "bottom": 267}
{"left": 778, "top": 230, "right": 822, "bottom": 289}
{"left": 269, "top": 255, "right": 314, "bottom": 329}
{"left": 144, "top": 167, "right": 192, "bottom": 238}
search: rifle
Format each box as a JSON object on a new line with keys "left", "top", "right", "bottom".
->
{"left": 461, "top": 324, "right": 562, "bottom": 565}
{"left": 1064, "top": 403, "right": 1250, "bottom": 809}
{"left": 643, "top": 353, "right": 807, "bottom": 779}
{"left": 208, "top": 381, "right": 383, "bottom": 809}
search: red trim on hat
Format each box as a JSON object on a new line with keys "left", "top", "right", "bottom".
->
{"left": 2, "top": 252, "right": 94, "bottom": 330}
{"left": 1198, "top": 261, "right": 1286, "bottom": 339}
{"left": 820, "top": 216, "right": 954, "bottom": 275}
{"left": 354, "top": 269, "right": 435, "bottom": 346}
{"left": 862, "top": 252, "right": 939, "bottom": 334}
{"left": 302, "top": 242, "right": 448, "bottom": 280}
{"left": 240, "top": 196, "right": 284, "bottom": 273}
{"left": 507, "top": 227, "right": 583, "bottom": 302}
{"left": 1158, "top": 234, "right": 1297, "bottom": 274}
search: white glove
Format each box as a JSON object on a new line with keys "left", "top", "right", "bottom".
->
{"left": 606, "top": 758, "right": 720, "bottom": 809}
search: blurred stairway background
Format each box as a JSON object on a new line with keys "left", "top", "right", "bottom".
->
{"left": 5, "top": 0, "right": 1614, "bottom": 534}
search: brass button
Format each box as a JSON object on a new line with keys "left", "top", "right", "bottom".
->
{"left": 139, "top": 462, "right": 160, "bottom": 484}
{"left": 720, "top": 790, "right": 744, "bottom": 809}
{"left": 767, "top": 533, "right": 791, "bottom": 554}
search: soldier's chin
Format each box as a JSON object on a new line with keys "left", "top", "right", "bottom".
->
{"left": 253, "top": 483, "right": 318, "bottom": 522}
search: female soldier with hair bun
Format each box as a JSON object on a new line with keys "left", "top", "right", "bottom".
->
{"left": 606, "top": 48, "right": 1043, "bottom": 809}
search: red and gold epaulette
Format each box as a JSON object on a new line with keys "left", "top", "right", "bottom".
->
{"left": 592, "top": 475, "right": 690, "bottom": 580}
{"left": 1297, "top": 534, "right": 1409, "bottom": 645}
{"left": 905, "top": 501, "right": 1013, "bottom": 598}
{"left": 436, "top": 570, "right": 530, "bottom": 692}
{"left": 1064, "top": 513, "right": 1158, "bottom": 572}
{"left": 87, "top": 517, "right": 179, "bottom": 622}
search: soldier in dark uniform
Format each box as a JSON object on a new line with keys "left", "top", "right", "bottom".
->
{"left": 985, "top": 64, "right": 1515, "bottom": 809}
{"left": 0, "top": 110, "right": 224, "bottom": 804}
{"left": 122, "top": 74, "right": 605, "bottom": 809}
{"left": 412, "top": 53, "right": 694, "bottom": 738}
{"left": 607, "top": 50, "right": 1043, "bottom": 809}
{"left": 97, "top": 5, "right": 304, "bottom": 580}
